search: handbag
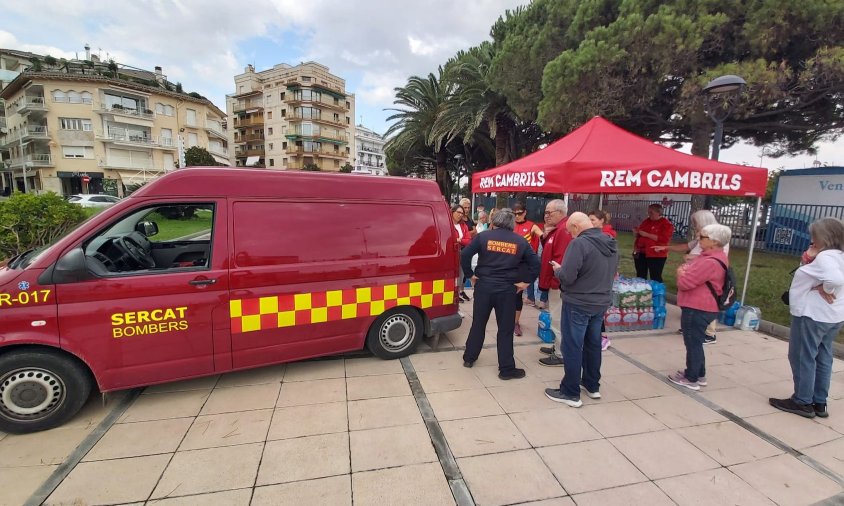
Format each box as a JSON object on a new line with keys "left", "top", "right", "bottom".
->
{"left": 781, "top": 267, "right": 798, "bottom": 305}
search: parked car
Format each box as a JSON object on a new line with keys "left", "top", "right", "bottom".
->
{"left": 67, "top": 194, "right": 121, "bottom": 208}
{"left": 0, "top": 168, "right": 461, "bottom": 433}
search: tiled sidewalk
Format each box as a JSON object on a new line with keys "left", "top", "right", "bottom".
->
{"left": 1, "top": 299, "right": 843, "bottom": 505}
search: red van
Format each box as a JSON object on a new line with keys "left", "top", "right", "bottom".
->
{"left": 0, "top": 168, "right": 461, "bottom": 433}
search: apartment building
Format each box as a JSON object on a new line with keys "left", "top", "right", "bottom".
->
{"left": 0, "top": 49, "right": 229, "bottom": 196}
{"left": 353, "top": 124, "right": 387, "bottom": 176}
{"left": 227, "top": 62, "right": 355, "bottom": 171}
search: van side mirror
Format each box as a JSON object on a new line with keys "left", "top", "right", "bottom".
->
{"left": 50, "top": 247, "right": 95, "bottom": 284}
{"left": 136, "top": 221, "right": 159, "bottom": 237}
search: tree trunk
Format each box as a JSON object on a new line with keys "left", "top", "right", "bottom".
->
{"left": 494, "top": 117, "right": 513, "bottom": 209}
{"left": 435, "top": 150, "right": 449, "bottom": 200}
{"left": 688, "top": 115, "right": 713, "bottom": 237}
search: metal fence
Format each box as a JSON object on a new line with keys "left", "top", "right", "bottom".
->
{"left": 471, "top": 195, "right": 844, "bottom": 257}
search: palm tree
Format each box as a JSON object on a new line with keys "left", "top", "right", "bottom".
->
{"left": 385, "top": 72, "right": 451, "bottom": 196}
{"left": 432, "top": 42, "right": 521, "bottom": 206}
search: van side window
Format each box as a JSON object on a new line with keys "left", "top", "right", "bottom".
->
{"left": 82, "top": 204, "right": 215, "bottom": 275}
{"left": 233, "top": 202, "right": 439, "bottom": 267}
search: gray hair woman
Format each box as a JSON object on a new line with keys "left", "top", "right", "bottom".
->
{"left": 475, "top": 211, "right": 489, "bottom": 233}
{"left": 668, "top": 223, "right": 732, "bottom": 390}
{"left": 770, "top": 217, "right": 844, "bottom": 418}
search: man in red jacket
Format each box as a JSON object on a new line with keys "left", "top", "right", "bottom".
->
{"left": 538, "top": 199, "right": 573, "bottom": 366}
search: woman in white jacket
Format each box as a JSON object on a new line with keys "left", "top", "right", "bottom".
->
{"left": 770, "top": 218, "right": 844, "bottom": 418}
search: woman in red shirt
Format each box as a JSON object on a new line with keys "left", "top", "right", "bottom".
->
{"left": 452, "top": 204, "right": 472, "bottom": 301}
{"left": 589, "top": 209, "right": 616, "bottom": 351}
{"left": 633, "top": 204, "right": 674, "bottom": 282}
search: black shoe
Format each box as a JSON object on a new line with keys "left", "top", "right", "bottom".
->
{"left": 459, "top": 292, "right": 471, "bottom": 302}
{"left": 814, "top": 403, "right": 829, "bottom": 418}
{"left": 703, "top": 335, "right": 717, "bottom": 345}
{"left": 463, "top": 360, "right": 475, "bottom": 368}
{"left": 769, "top": 397, "right": 815, "bottom": 418}
{"left": 539, "top": 355, "right": 564, "bottom": 367}
{"left": 498, "top": 368, "right": 526, "bottom": 380}
{"left": 539, "top": 346, "right": 554, "bottom": 355}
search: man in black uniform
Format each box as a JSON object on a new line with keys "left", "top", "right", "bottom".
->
{"left": 461, "top": 208, "right": 541, "bottom": 379}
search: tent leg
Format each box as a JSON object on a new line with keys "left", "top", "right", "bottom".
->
{"left": 471, "top": 193, "right": 476, "bottom": 220}
{"left": 564, "top": 193, "right": 569, "bottom": 209}
{"left": 598, "top": 193, "right": 603, "bottom": 211}
{"left": 740, "top": 197, "right": 762, "bottom": 305}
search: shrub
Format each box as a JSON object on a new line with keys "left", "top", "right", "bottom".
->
{"left": 0, "top": 192, "right": 87, "bottom": 260}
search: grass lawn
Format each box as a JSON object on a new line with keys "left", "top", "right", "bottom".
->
{"left": 615, "top": 232, "right": 844, "bottom": 343}
{"left": 146, "top": 210, "right": 213, "bottom": 241}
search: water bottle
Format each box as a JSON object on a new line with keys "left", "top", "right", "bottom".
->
{"left": 734, "top": 306, "right": 747, "bottom": 329}
{"left": 640, "top": 308, "right": 655, "bottom": 329}
{"left": 651, "top": 282, "right": 665, "bottom": 309}
{"left": 537, "top": 310, "right": 555, "bottom": 343}
{"left": 605, "top": 306, "right": 622, "bottom": 333}
{"left": 654, "top": 307, "right": 666, "bottom": 329}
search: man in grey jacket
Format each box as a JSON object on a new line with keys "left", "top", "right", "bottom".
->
{"left": 545, "top": 212, "right": 619, "bottom": 407}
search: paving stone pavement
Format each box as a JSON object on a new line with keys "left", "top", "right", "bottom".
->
{"left": 2, "top": 292, "right": 844, "bottom": 506}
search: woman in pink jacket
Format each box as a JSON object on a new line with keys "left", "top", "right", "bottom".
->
{"left": 668, "top": 224, "right": 732, "bottom": 391}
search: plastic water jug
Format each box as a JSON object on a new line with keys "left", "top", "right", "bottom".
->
{"left": 733, "top": 306, "right": 747, "bottom": 329}
{"left": 738, "top": 306, "right": 761, "bottom": 331}
{"left": 654, "top": 307, "right": 666, "bottom": 329}
{"left": 537, "top": 310, "right": 555, "bottom": 343}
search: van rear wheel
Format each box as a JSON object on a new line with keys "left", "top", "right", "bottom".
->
{"left": 366, "top": 309, "right": 423, "bottom": 359}
{"left": 0, "top": 350, "right": 93, "bottom": 434}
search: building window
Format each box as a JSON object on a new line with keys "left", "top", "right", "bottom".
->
{"left": 62, "top": 146, "right": 93, "bottom": 159}
{"left": 186, "top": 109, "right": 197, "bottom": 126}
{"left": 334, "top": 160, "right": 340, "bottom": 168}
{"left": 268, "top": 127, "right": 273, "bottom": 135}
{"left": 60, "top": 118, "right": 93, "bottom": 131}
{"left": 52, "top": 90, "right": 66, "bottom": 102}
{"left": 346, "top": 101, "right": 350, "bottom": 109}
{"left": 281, "top": 109, "right": 286, "bottom": 117}
{"left": 267, "top": 111, "right": 273, "bottom": 120}
{"left": 269, "top": 143, "right": 273, "bottom": 150}
{"left": 302, "top": 76, "right": 311, "bottom": 82}
{"left": 282, "top": 142, "right": 287, "bottom": 149}
{"left": 266, "top": 94, "right": 272, "bottom": 104}
{"left": 269, "top": 159, "right": 274, "bottom": 166}
{"left": 346, "top": 116, "right": 350, "bottom": 125}
{"left": 280, "top": 92, "right": 285, "bottom": 100}
{"left": 188, "top": 132, "right": 198, "bottom": 147}
{"left": 156, "top": 103, "right": 164, "bottom": 114}
{"left": 346, "top": 147, "right": 350, "bottom": 154}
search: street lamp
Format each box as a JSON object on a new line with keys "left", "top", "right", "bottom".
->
{"left": 702, "top": 74, "right": 746, "bottom": 208}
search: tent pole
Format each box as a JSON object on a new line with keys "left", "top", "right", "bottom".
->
{"left": 740, "top": 197, "right": 762, "bottom": 305}
{"left": 598, "top": 194, "right": 603, "bottom": 211}
{"left": 471, "top": 192, "right": 476, "bottom": 220}
{"left": 564, "top": 193, "right": 569, "bottom": 209}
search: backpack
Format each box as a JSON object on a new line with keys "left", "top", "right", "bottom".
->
{"left": 705, "top": 258, "right": 737, "bottom": 310}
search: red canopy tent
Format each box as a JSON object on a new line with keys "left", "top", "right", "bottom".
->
{"left": 471, "top": 116, "right": 769, "bottom": 303}
{"left": 471, "top": 116, "right": 767, "bottom": 197}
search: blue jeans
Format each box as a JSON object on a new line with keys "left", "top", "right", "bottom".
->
{"left": 788, "top": 316, "right": 844, "bottom": 405}
{"left": 526, "top": 282, "right": 536, "bottom": 302}
{"left": 560, "top": 303, "right": 606, "bottom": 397}
{"left": 681, "top": 308, "right": 717, "bottom": 382}
{"left": 537, "top": 288, "right": 549, "bottom": 303}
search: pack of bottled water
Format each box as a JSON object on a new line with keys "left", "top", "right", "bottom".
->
{"left": 605, "top": 276, "right": 665, "bottom": 332}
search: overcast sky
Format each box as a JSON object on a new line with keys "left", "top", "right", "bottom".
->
{"left": 2, "top": 0, "right": 841, "bottom": 170}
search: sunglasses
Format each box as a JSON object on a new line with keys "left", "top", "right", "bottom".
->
{"left": 514, "top": 211, "right": 526, "bottom": 215}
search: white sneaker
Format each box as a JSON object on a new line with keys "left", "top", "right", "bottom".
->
{"left": 580, "top": 385, "right": 601, "bottom": 399}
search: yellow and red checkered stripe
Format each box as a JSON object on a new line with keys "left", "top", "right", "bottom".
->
{"left": 230, "top": 278, "right": 456, "bottom": 334}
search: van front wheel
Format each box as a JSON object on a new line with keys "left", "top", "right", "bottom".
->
{"left": 366, "top": 309, "right": 423, "bottom": 359}
{"left": 0, "top": 350, "right": 93, "bottom": 434}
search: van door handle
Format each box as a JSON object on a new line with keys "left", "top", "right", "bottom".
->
{"left": 189, "top": 278, "right": 217, "bottom": 286}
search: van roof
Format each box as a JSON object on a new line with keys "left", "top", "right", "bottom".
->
{"left": 131, "top": 167, "right": 445, "bottom": 202}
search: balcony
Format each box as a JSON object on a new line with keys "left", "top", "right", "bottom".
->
{"left": 0, "top": 117, "right": 6, "bottom": 131}
{"left": 206, "top": 123, "right": 227, "bottom": 140}
{"left": 21, "top": 126, "right": 49, "bottom": 141}
{"left": 288, "top": 112, "right": 345, "bottom": 128}
{"left": 209, "top": 145, "right": 229, "bottom": 158}
{"left": 235, "top": 148, "right": 264, "bottom": 158}
{"left": 286, "top": 145, "right": 347, "bottom": 158}
{"left": 233, "top": 116, "right": 264, "bottom": 128}
{"left": 8, "top": 153, "right": 53, "bottom": 168}
{"left": 102, "top": 158, "right": 154, "bottom": 170}
{"left": 234, "top": 133, "right": 265, "bottom": 144}
{"left": 97, "top": 132, "right": 157, "bottom": 148}
{"left": 359, "top": 144, "right": 383, "bottom": 154}
{"left": 17, "top": 96, "right": 48, "bottom": 115}
{"left": 286, "top": 94, "right": 347, "bottom": 111}
{"left": 97, "top": 105, "right": 155, "bottom": 121}
{"left": 232, "top": 101, "right": 264, "bottom": 114}
{"left": 285, "top": 127, "right": 348, "bottom": 144}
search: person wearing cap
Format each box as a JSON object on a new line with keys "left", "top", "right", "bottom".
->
{"left": 512, "top": 202, "right": 543, "bottom": 336}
